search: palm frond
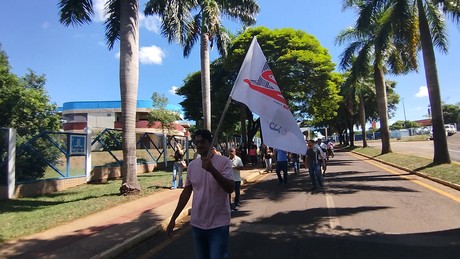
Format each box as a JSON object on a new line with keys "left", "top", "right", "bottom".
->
{"left": 215, "top": 26, "right": 231, "bottom": 57}
{"left": 335, "top": 27, "right": 360, "bottom": 46}
{"left": 58, "top": 0, "right": 94, "bottom": 26}
{"left": 221, "top": 0, "right": 259, "bottom": 26}
{"left": 201, "top": 0, "right": 221, "bottom": 35}
{"left": 183, "top": 14, "right": 201, "bottom": 57}
{"left": 425, "top": 0, "right": 449, "bottom": 53}
{"left": 104, "top": 0, "right": 120, "bottom": 50}
{"left": 145, "top": 0, "right": 197, "bottom": 45}
{"left": 434, "top": 0, "right": 460, "bottom": 23}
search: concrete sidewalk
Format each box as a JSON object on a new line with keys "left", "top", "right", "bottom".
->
{"left": 0, "top": 168, "right": 263, "bottom": 259}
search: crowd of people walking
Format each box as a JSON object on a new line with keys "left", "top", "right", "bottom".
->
{"left": 170, "top": 136, "right": 335, "bottom": 192}
{"left": 166, "top": 130, "right": 337, "bottom": 258}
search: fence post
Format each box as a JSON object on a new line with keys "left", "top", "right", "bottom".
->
{"left": 7, "top": 128, "right": 16, "bottom": 199}
{"left": 163, "top": 133, "right": 168, "bottom": 167}
{"left": 85, "top": 127, "right": 92, "bottom": 182}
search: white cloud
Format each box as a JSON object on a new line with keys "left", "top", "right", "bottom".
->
{"left": 139, "top": 45, "right": 165, "bottom": 64}
{"left": 139, "top": 13, "right": 161, "bottom": 33}
{"left": 169, "top": 86, "right": 179, "bottom": 95}
{"left": 415, "top": 86, "right": 428, "bottom": 98}
{"left": 115, "top": 45, "right": 165, "bottom": 64}
{"left": 41, "top": 22, "right": 49, "bottom": 29}
{"left": 93, "top": 0, "right": 108, "bottom": 22}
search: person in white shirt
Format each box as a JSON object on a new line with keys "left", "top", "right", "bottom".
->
{"left": 229, "top": 147, "right": 244, "bottom": 210}
{"left": 316, "top": 138, "right": 327, "bottom": 176}
{"left": 166, "top": 129, "right": 234, "bottom": 259}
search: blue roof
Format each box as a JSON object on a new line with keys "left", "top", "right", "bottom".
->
{"left": 61, "top": 100, "right": 181, "bottom": 112}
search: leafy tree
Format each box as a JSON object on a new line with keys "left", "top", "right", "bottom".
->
{"left": 58, "top": 0, "right": 142, "bottom": 195}
{"left": 226, "top": 27, "right": 342, "bottom": 124}
{"left": 442, "top": 104, "right": 460, "bottom": 124}
{"left": 147, "top": 92, "right": 181, "bottom": 133}
{"left": 144, "top": 0, "right": 260, "bottom": 130}
{"left": 390, "top": 120, "right": 421, "bottom": 130}
{"left": 0, "top": 47, "right": 61, "bottom": 182}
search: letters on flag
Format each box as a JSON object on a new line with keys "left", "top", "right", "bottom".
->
{"left": 230, "top": 37, "right": 307, "bottom": 155}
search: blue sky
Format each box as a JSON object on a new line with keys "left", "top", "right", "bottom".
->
{"left": 1, "top": 0, "right": 459, "bottom": 125}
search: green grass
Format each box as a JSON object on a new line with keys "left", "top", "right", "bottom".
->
{"left": 351, "top": 146, "right": 460, "bottom": 186}
{"left": 0, "top": 170, "right": 176, "bottom": 243}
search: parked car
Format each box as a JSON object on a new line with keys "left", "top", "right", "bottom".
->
{"left": 445, "top": 124, "right": 457, "bottom": 136}
{"left": 429, "top": 129, "right": 448, "bottom": 140}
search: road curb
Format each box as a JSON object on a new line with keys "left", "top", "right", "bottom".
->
{"left": 92, "top": 207, "right": 192, "bottom": 259}
{"left": 351, "top": 151, "right": 460, "bottom": 192}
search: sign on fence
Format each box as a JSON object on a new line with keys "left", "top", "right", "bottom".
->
{"left": 70, "top": 135, "right": 86, "bottom": 155}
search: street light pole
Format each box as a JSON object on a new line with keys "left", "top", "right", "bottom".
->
{"left": 402, "top": 98, "right": 407, "bottom": 129}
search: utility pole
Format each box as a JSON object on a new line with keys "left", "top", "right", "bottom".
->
{"left": 402, "top": 98, "right": 407, "bottom": 129}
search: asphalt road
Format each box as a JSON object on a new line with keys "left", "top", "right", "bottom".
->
{"left": 366, "top": 133, "right": 460, "bottom": 162}
{"left": 119, "top": 151, "right": 460, "bottom": 259}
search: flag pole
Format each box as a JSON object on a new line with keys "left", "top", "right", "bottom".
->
{"left": 208, "top": 96, "right": 233, "bottom": 157}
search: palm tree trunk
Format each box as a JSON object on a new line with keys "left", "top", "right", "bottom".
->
{"left": 359, "top": 94, "right": 368, "bottom": 148}
{"left": 374, "top": 65, "right": 392, "bottom": 154}
{"left": 200, "top": 33, "right": 211, "bottom": 130}
{"left": 417, "top": 0, "right": 450, "bottom": 164}
{"left": 119, "top": 0, "right": 141, "bottom": 195}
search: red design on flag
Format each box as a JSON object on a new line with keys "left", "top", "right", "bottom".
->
{"left": 243, "top": 78, "right": 287, "bottom": 107}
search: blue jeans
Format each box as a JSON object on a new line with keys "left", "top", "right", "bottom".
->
{"left": 172, "top": 161, "right": 183, "bottom": 188}
{"left": 292, "top": 159, "right": 300, "bottom": 174}
{"left": 234, "top": 181, "right": 241, "bottom": 206}
{"left": 192, "top": 225, "right": 229, "bottom": 259}
{"left": 265, "top": 158, "right": 272, "bottom": 172}
{"left": 276, "top": 161, "right": 288, "bottom": 184}
{"left": 308, "top": 164, "right": 323, "bottom": 188}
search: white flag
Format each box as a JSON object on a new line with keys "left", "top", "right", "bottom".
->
{"left": 230, "top": 37, "right": 307, "bottom": 155}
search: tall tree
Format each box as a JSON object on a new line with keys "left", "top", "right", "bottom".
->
{"left": 341, "top": 74, "right": 376, "bottom": 148}
{"left": 226, "top": 27, "right": 342, "bottom": 124}
{"left": 0, "top": 48, "right": 61, "bottom": 181}
{"left": 144, "top": 0, "right": 259, "bottom": 130}
{"left": 58, "top": 0, "right": 141, "bottom": 195}
{"left": 338, "top": 1, "right": 414, "bottom": 154}
{"left": 442, "top": 103, "right": 460, "bottom": 124}
{"left": 346, "top": 0, "right": 459, "bottom": 163}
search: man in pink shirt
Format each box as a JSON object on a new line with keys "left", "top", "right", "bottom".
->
{"left": 167, "top": 129, "right": 235, "bottom": 259}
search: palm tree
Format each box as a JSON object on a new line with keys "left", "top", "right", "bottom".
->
{"left": 389, "top": 0, "right": 460, "bottom": 164}
{"left": 345, "top": 0, "right": 459, "bottom": 163}
{"left": 59, "top": 0, "right": 141, "bottom": 194}
{"left": 338, "top": 1, "right": 415, "bottom": 154}
{"left": 144, "top": 0, "right": 259, "bottom": 130}
{"left": 342, "top": 73, "right": 376, "bottom": 148}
